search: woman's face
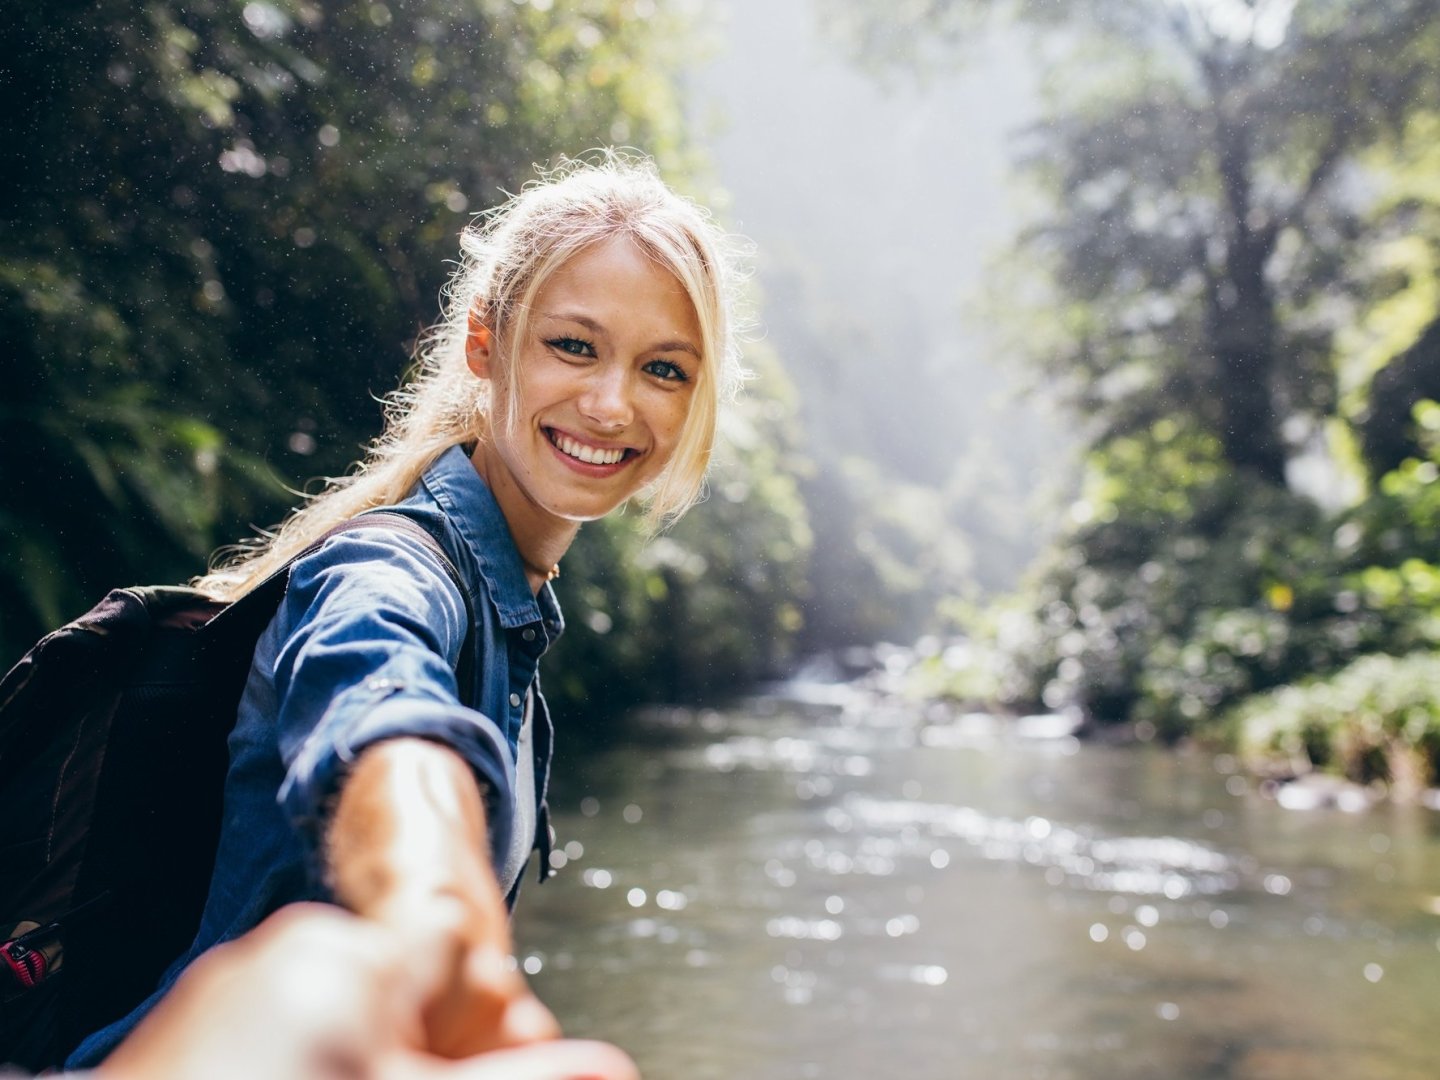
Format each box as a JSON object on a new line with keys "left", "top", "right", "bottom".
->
{"left": 469, "top": 236, "right": 703, "bottom": 532}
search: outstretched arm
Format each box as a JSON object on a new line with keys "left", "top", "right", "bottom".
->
{"left": 328, "top": 737, "right": 559, "bottom": 1058}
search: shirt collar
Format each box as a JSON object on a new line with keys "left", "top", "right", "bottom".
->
{"left": 421, "top": 445, "right": 564, "bottom": 637}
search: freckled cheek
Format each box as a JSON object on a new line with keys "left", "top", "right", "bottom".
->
{"left": 652, "top": 400, "right": 692, "bottom": 461}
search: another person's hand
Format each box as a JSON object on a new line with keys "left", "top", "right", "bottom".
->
{"left": 412, "top": 1040, "right": 640, "bottom": 1080}
{"left": 96, "top": 904, "right": 634, "bottom": 1080}
{"left": 329, "top": 738, "right": 560, "bottom": 1056}
{"left": 375, "top": 888, "right": 561, "bottom": 1057}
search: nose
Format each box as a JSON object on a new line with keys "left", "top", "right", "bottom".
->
{"left": 579, "top": 365, "right": 634, "bottom": 432}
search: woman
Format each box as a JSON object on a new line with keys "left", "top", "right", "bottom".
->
{"left": 67, "top": 152, "right": 746, "bottom": 1067}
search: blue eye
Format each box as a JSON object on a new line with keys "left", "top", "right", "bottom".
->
{"left": 548, "top": 336, "right": 595, "bottom": 357}
{"left": 644, "top": 358, "right": 689, "bottom": 382}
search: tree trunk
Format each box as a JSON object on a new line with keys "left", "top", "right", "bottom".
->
{"left": 1210, "top": 243, "right": 1287, "bottom": 485}
{"left": 1206, "top": 110, "right": 1288, "bottom": 486}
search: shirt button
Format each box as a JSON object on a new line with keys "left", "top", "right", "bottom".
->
{"left": 509, "top": 692, "right": 522, "bottom": 708}
{"left": 521, "top": 628, "right": 536, "bottom": 642}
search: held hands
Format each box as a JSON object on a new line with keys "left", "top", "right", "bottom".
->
{"left": 374, "top": 888, "right": 561, "bottom": 1057}
{"left": 100, "top": 736, "right": 611, "bottom": 1080}
{"left": 328, "top": 738, "right": 559, "bottom": 1057}
{"left": 97, "top": 904, "right": 636, "bottom": 1080}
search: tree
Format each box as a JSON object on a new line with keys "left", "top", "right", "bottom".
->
{"left": 1345, "top": 108, "right": 1440, "bottom": 480}
{"left": 826, "top": 0, "right": 1440, "bottom": 729}
{"left": 832, "top": 0, "right": 1440, "bottom": 487}
{"left": 0, "top": 0, "right": 813, "bottom": 717}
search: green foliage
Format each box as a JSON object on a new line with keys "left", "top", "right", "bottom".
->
{"left": 1334, "top": 400, "right": 1440, "bottom": 648}
{"left": 1, "top": 0, "right": 811, "bottom": 716}
{"left": 911, "top": 597, "right": 1046, "bottom": 710}
{"left": 796, "top": 455, "right": 983, "bottom": 650}
{"left": 976, "top": 402, "right": 1440, "bottom": 737}
{"left": 832, "top": 1, "right": 1440, "bottom": 745}
{"left": 1228, "top": 651, "right": 1440, "bottom": 797}
{"left": 835, "top": 0, "right": 1440, "bottom": 485}
{"left": 1345, "top": 111, "right": 1440, "bottom": 478}
{"left": 1001, "top": 479, "right": 1322, "bottom": 727}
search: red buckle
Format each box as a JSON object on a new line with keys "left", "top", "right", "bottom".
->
{"left": 1, "top": 938, "right": 48, "bottom": 989}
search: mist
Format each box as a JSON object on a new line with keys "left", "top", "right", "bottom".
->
{"left": 690, "top": 0, "right": 1071, "bottom": 602}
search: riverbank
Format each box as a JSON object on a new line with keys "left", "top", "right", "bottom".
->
{"left": 800, "top": 639, "right": 1440, "bottom": 811}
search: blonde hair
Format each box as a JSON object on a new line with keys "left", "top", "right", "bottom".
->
{"left": 196, "top": 151, "right": 747, "bottom": 601}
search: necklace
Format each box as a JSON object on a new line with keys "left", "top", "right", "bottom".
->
{"left": 525, "top": 560, "right": 561, "bottom": 583}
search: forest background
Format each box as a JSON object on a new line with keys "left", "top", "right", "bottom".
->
{"left": 3, "top": 0, "right": 1438, "bottom": 792}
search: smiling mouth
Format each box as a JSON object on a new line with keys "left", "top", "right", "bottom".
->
{"left": 546, "top": 428, "right": 636, "bottom": 466}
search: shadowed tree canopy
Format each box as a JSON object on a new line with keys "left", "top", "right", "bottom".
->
{"left": 0, "top": 0, "right": 812, "bottom": 713}
{"left": 1, "top": 0, "right": 690, "bottom": 628}
{"left": 1361, "top": 318, "right": 1440, "bottom": 475}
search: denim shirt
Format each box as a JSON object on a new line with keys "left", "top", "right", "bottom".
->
{"left": 68, "top": 444, "right": 562, "bottom": 1068}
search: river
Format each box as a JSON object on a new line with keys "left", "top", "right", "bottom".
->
{"left": 514, "top": 674, "right": 1440, "bottom": 1079}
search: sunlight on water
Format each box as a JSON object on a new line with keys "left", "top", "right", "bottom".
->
{"left": 839, "top": 796, "right": 1239, "bottom": 898}
{"left": 516, "top": 692, "right": 1440, "bottom": 1080}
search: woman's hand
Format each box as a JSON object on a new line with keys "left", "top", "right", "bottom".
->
{"left": 328, "top": 737, "right": 559, "bottom": 1057}
{"left": 98, "top": 904, "right": 633, "bottom": 1080}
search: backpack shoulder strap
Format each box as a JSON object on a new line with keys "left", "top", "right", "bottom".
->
{"left": 208, "top": 512, "right": 477, "bottom": 706}
{"left": 328, "top": 512, "right": 469, "bottom": 607}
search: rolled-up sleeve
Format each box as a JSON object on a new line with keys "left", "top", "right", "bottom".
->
{"left": 271, "top": 526, "right": 514, "bottom": 872}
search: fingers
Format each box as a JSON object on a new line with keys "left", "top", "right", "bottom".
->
{"left": 422, "top": 946, "right": 560, "bottom": 1057}
{"left": 496, "top": 989, "right": 563, "bottom": 1046}
{"left": 461, "top": 946, "right": 561, "bottom": 1045}
{"left": 425, "top": 1040, "right": 640, "bottom": 1080}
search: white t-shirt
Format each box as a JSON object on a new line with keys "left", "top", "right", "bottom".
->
{"left": 499, "top": 689, "right": 536, "bottom": 895}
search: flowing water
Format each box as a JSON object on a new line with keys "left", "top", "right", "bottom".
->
{"left": 514, "top": 679, "right": 1440, "bottom": 1079}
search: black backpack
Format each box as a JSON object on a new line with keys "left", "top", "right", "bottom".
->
{"left": 0, "top": 512, "right": 469, "bottom": 1071}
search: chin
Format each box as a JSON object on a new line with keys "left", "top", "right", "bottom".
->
{"left": 539, "top": 492, "right": 636, "bottom": 524}
{"left": 537, "top": 472, "right": 658, "bottom": 524}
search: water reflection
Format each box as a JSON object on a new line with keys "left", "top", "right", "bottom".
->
{"left": 515, "top": 686, "right": 1440, "bottom": 1079}
{"left": 833, "top": 795, "right": 1239, "bottom": 898}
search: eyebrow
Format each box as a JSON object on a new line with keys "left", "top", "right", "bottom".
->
{"left": 546, "top": 311, "right": 702, "bottom": 360}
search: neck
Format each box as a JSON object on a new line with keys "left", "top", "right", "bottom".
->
{"left": 469, "top": 443, "right": 579, "bottom": 595}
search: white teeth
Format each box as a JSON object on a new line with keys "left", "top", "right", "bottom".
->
{"left": 553, "top": 432, "right": 625, "bottom": 465}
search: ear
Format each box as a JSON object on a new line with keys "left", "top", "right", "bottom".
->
{"left": 466, "top": 307, "right": 494, "bottom": 380}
